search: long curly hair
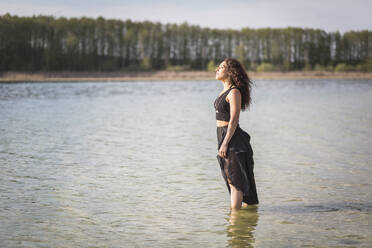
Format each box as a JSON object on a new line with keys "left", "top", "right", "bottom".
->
{"left": 223, "top": 58, "right": 253, "bottom": 110}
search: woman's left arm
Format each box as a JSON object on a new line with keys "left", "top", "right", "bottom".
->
{"left": 218, "top": 89, "right": 241, "bottom": 158}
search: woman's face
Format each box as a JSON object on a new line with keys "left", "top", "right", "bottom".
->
{"left": 215, "top": 61, "right": 227, "bottom": 80}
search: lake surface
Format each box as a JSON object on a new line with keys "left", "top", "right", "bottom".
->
{"left": 1, "top": 79, "right": 371, "bottom": 247}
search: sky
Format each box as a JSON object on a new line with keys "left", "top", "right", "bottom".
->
{"left": 1, "top": 0, "right": 371, "bottom": 33}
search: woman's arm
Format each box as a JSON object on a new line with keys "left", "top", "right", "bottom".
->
{"left": 218, "top": 89, "right": 241, "bottom": 158}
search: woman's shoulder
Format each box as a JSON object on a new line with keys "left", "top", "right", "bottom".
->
{"left": 229, "top": 86, "right": 241, "bottom": 95}
{"left": 226, "top": 86, "right": 241, "bottom": 103}
{"left": 231, "top": 86, "right": 241, "bottom": 91}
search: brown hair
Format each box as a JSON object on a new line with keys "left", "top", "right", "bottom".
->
{"left": 223, "top": 58, "right": 253, "bottom": 110}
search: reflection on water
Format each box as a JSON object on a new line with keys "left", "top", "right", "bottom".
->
{"left": 227, "top": 206, "right": 258, "bottom": 248}
{"left": 0, "top": 79, "right": 372, "bottom": 247}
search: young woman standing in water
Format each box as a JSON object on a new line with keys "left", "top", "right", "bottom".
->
{"left": 214, "top": 58, "right": 259, "bottom": 210}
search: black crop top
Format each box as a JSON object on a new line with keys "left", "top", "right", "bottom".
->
{"left": 214, "top": 86, "right": 240, "bottom": 121}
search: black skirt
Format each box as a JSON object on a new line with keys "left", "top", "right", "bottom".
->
{"left": 216, "top": 124, "right": 259, "bottom": 205}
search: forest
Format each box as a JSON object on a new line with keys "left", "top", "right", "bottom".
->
{"left": 1, "top": 13, "right": 372, "bottom": 72}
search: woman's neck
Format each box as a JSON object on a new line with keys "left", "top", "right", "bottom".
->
{"left": 222, "top": 79, "right": 232, "bottom": 89}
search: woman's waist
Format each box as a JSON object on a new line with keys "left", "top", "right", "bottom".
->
{"left": 216, "top": 123, "right": 240, "bottom": 129}
{"left": 216, "top": 120, "right": 230, "bottom": 128}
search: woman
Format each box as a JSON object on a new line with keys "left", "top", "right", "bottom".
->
{"left": 214, "top": 58, "right": 259, "bottom": 210}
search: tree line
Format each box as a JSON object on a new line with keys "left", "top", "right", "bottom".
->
{"left": 1, "top": 13, "right": 372, "bottom": 72}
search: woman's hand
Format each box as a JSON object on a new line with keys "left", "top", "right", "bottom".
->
{"left": 218, "top": 143, "right": 228, "bottom": 158}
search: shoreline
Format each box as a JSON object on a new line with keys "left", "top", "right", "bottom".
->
{"left": 1, "top": 71, "right": 372, "bottom": 82}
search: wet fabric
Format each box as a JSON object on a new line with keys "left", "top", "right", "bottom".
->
{"left": 216, "top": 124, "right": 259, "bottom": 205}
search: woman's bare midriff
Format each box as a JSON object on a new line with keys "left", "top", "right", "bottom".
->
{"left": 216, "top": 120, "right": 229, "bottom": 127}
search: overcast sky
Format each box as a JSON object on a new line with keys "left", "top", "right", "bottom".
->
{"left": 1, "top": 0, "right": 371, "bottom": 33}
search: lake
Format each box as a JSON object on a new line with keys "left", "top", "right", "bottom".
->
{"left": 0, "top": 79, "right": 371, "bottom": 247}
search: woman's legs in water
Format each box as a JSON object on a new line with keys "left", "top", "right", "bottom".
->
{"left": 224, "top": 155, "right": 244, "bottom": 209}
{"left": 229, "top": 183, "right": 243, "bottom": 209}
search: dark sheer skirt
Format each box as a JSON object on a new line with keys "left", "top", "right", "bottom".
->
{"left": 217, "top": 124, "right": 259, "bottom": 205}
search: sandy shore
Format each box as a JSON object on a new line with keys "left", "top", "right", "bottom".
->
{"left": 1, "top": 71, "right": 372, "bottom": 82}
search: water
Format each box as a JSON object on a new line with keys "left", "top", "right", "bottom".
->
{"left": 0, "top": 79, "right": 371, "bottom": 247}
